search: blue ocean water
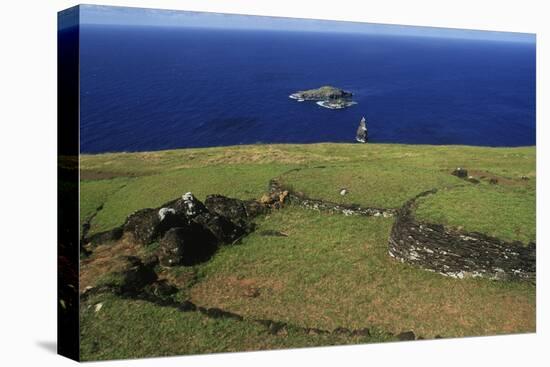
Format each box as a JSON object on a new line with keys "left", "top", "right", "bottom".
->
{"left": 79, "top": 25, "right": 536, "bottom": 153}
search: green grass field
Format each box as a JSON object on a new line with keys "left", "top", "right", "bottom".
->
{"left": 80, "top": 293, "right": 392, "bottom": 361}
{"left": 79, "top": 143, "right": 536, "bottom": 360}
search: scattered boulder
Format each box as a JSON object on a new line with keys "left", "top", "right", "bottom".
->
{"left": 351, "top": 328, "right": 371, "bottom": 337}
{"left": 158, "top": 225, "right": 218, "bottom": 267}
{"left": 396, "top": 331, "right": 416, "bottom": 341}
{"left": 489, "top": 178, "right": 499, "bottom": 185}
{"left": 451, "top": 167, "right": 468, "bottom": 178}
{"left": 192, "top": 212, "right": 247, "bottom": 244}
{"left": 333, "top": 327, "right": 351, "bottom": 335}
{"left": 123, "top": 208, "right": 162, "bottom": 245}
{"left": 205, "top": 195, "right": 249, "bottom": 223}
{"left": 159, "top": 227, "right": 190, "bottom": 266}
{"left": 340, "top": 188, "right": 348, "bottom": 196}
{"left": 123, "top": 206, "right": 187, "bottom": 246}
{"left": 467, "top": 176, "right": 480, "bottom": 184}
{"left": 156, "top": 208, "right": 188, "bottom": 237}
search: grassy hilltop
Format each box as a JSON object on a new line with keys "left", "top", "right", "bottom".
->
{"left": 80, "top": 143, "right": 536, "bottom": 360}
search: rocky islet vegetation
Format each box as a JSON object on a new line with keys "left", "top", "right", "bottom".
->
{"left": 289, "top": 85, "right": 356, "bottom": 109}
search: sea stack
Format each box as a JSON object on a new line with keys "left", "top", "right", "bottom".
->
{"left": 356, "top": 116, "right": 368, "bottom": 143}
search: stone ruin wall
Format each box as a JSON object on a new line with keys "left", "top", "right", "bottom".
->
{"left": 388, "top": 190, "right": 536, "bottom": 282}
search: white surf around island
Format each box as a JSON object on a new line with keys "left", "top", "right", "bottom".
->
{"left": 316, "top": 100, "right": 357, "bottom": 109}
{"left": 289, "top": 94, "right": 357, "bottom": 109}
{"left": 288, "top": 94, "right": 305, "bottom": 102}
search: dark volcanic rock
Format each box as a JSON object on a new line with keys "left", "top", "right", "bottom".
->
{"left": 396, "top": 331, "right": 416, "bottom": 341}
{"left": 205, "top": 195, "right": 249, "bottom": 223}
{"left": 451, "top": 167, "right": 468, "bottom": 178}
{"left": 158, "top": 226, "right": 218, "bottom": 266}
{"left": 123, "top": 208, "right": 161, "bottom": 245}
{"left": 351, "top": 328, "right": 371, "bottom": 337}
{"left": 203, "top": 195, "right": 262, "bottom": 233}
{"left": 159, "top": 227, "right": 190, "bottom": 266}
{"left": 333, "top": 327, "right": 351, "bottom": 335}
{"left": 180, "top": 192, "right": 209, "bottom": 217}
{"left": 192, "top": 212, "right": 247, "bottom": 244}
{"left": 123, "top": 206, "right": 187, "bottom": 246}
{"left": 155, "top": 209, "right": 188, "bottom": 237}
{"left": 119, "top": 192, "right": 266, "bottom": 264}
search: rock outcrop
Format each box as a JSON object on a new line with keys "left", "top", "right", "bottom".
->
{"left": 451, "top": 167, "right": 468, "bottom": 178}
{"left": 158, "top": 226, "right": 217, "bottom": 266}
{"left": 356, "top": 116, "right": 368, "bottom": 143}
{"left": 117, "top": 193, "right": 271, "bottom": 266}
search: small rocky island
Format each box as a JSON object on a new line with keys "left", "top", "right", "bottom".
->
{"left": 289, "top": 85, "right": 356, "bottom": 109}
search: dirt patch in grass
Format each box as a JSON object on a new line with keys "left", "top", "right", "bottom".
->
{"left": 469, "top": 170, "right": 531, "bottom": 187}
{"left": 199, "top": 275, "right": 286, "bottom": 300}
{"left": 80, "top": 236, "right": 147, "bottom": 293}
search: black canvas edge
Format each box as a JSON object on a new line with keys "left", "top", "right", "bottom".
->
{"left": 57, "top": 4, "right": 81, "bottom": 362}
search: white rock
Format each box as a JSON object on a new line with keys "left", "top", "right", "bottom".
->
{"left": 182, "top": 192, "right": 197, "bottom": 216}
{"left": 158, "top": 207, "right": 176, "bottom": 221}
{"left": 94, "top": 303, "right": 103, "bottom": 313}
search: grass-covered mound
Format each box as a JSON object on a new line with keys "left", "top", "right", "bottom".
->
{"left": 79, "top": 143, "right": 536, "bottom": 359}
{"left": 415, "top": 184, "right": 536, "bottom": 244}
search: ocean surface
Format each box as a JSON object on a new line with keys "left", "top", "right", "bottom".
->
{"left": 77, "top": 25, "right": 536, "bottom": 153}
